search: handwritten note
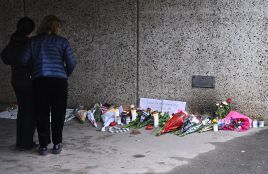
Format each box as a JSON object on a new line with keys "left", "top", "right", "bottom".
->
{"left": 162, "top": 100, "right": 186, "bottom": 114}
{"left": 140, "top": 98, "right": 163, "bottom": 111}
{"left": 139, "top": 98, "right": 186, "bottom": 114}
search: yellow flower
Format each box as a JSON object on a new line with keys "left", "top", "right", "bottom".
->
{"left": 212, "top": 118, "right": 217, "bottom": 123}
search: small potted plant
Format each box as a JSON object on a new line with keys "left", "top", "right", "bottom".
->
{"left": 252, "top": 115, "right": 258, "bottom": 128}
{"left": 257, "top": 115, "right": 265, "bottom": 128}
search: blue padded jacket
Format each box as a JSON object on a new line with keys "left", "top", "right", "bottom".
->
{"left": 21, "top": 33, "right": 76, "bottom": 79}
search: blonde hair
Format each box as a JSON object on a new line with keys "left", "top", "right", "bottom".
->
{"left": 37, "top": 15, "right": 63, "bottom": 35}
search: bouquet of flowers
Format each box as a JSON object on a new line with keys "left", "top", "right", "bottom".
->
{"left": 176, "top": 117, "right": 210, "bottom": 136}
{"left": 124, "top": 109, "right": 153, "bottom": 128}
{"left": 157, "top": 111, "right": 187, "bottom": 136}
{"left": 215, "top": 98, "right": 232, "bottom": 119}
{"left": 158, "top": 112, "right": 171, "bottom": 128}
{"left": 220, "top": 111, "right": 252, "bottom": 131}
{"left": 221, "top": 117, "right": 243, "bottom": 131}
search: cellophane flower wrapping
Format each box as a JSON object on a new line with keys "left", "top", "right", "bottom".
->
{"left": 176, "top": 117, "right": 210, "bottom": 136}
{"left": 220, "top": 111, "right": 252, "bottom": 131}
{"left": 180, "top": 115, "right": 201, "bottom": 133}
{"left": 87, "top": 111, "right": 98, "bottom": 127}
{"left": 76, "top": 110, "right": 87, "bottom": 123}
{"left": 158, "top": 111, "right": 187, "bottom": 135}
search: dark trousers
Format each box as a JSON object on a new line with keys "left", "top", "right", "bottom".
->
{"left": 33, "top": 77, "right": 67, "bottom": 148}
{"left": 12, "top": 81, "right": 35, "bottom": 149}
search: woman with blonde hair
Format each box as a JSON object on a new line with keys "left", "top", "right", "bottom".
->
{"left": 22, "top": 15, "right": 76, "bottom": 155}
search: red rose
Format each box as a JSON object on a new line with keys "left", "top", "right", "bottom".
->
{"left": 227, "top": 98, "right": 232, "bottom": 104}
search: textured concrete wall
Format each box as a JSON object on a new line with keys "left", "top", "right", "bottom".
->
{"left": 0, "top": 1, "right": 24, "bottom": 103}
{"left": 139, "top": 0, "right": 268, "bottom": 115}
{"left": 0, "top": 0, "right": 137, "bottom": 107}
{"left": 0, "top": 0, "right": 267, "bottom": 116}
{"left": 25, "top": 0, "right": 137, "bottom": 107}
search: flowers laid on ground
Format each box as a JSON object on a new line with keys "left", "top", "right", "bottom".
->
{"left": 158, "top": 112, "right": 171, "bottom": 127}
{"left": 215, "top": 98, "right": 232, "bottom": 119}
{"left": 220, "top": 111, "right": 251, "bottom": 131}
{"left": 175, "top": 115, "right": 211, "bottom": 136}
{"left": 157, "top": 111, "right": 187, "bottom": 136}
{"left": 222, "top": 117, "right": 243, "bottom": 131}
{"left": 124, "top": 109, "right": 153, "bottom": 128}
{"left": 70, "top": 98, "right": 261, "bottom": 137}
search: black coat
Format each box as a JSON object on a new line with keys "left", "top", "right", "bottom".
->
{"left": 1, "top": 32, "right": 31, "bottom": 84}
{"left": 1, "top": 32, "right": 35, "bottom": 149}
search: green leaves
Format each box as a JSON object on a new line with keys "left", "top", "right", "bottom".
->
{"left": 215, "top": 102, "right": 232, "bottom": 119}
{"left": 159, "top": 112, "right": 170, "bottom": 128}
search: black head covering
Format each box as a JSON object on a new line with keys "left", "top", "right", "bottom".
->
{"left": 16, "top": 17, "right": 35, "bottom": 35}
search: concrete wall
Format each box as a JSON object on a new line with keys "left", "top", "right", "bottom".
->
{"left": 0, "top": 0, "right": 24, "bottom": 102}
{"left": 0, "top": 0, "right": 137, "bottom": 107}
{"left": 139, "top": 0, "right": 268, "bottom": 115}
{"left": 0, "top": 0, "right": 267, "bottom": 116}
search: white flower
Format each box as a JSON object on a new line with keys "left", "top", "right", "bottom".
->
{"left": 222, "top": 101, "right": 228, "bottom": 105}
{"left": 216, "top": 103, "right": 220, "bottom": 106}
{"left": 220, "top": 105, "right": 223, "bottom": 108}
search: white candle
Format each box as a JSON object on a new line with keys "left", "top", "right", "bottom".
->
{"left": 126, "top": 116, "right": 131, "bottom": 124}
{"left": 252, "top": 119, "right": 258, "bottom": 128}
{"left": 152, "top": 112, "right": 159, "bottom": 127}
{"left": 131, "top": 109, "right": 137, "bottom": 120}
{"left": 114, "top": 108, "right": 121, "bottom": 124}
{"left": 114, "top": 108, "right": 119, "bottom": 117}
{"left": 213, "top": 124, "right": 218, "bottom": 132}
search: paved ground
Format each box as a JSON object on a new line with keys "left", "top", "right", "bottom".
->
{"left": 0, "top": 118, "right": 267, "bottom": 174}
{"left": 167, "top": 127, "right": 268, "bottom": 174}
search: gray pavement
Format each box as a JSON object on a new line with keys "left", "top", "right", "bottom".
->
{"left": 167, "top": 127, "right": 268, "bottom": 174}
{"left": 0, "top": 118, "right": 267, "bottom": 174}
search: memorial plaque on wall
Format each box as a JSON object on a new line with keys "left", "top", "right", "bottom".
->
{"left": 192, "top": 75, "right": 215, "bottom": 88}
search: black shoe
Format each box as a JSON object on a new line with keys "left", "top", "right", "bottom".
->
{"left": 52, "top": 143, "right": 62, "bottom": 154}
{"left": 38, "top": 147, "right": 48, "bottom": 156}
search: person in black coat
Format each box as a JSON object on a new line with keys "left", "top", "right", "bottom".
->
{"left": 1, "top": 17, "right": 37, "bottom": 150}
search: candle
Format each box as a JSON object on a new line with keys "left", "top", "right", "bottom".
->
{"left": 126, "top": 116, "right": 131, "bottom": 124}
{"left": 152, "top": 112, "right": 159, "bottom": 127}
{"left": 114, "top": 108, "right": 119, "bottom": 117}
{"left": 213, "top": 124, "right": 218, "bottom": 132}
{"left": 114, "top": 108, "right": 121, "bottom": 125}
{"left": 131, "top": 109, "right": 137, "bottom": 121}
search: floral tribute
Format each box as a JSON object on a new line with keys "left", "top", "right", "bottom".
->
{"left": 215, "top": 98, "right": 232, "bottom": 119}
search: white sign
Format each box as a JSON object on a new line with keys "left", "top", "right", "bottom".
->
{"left": 140, "top": 98, "right": 162, "bottom": 111}
{"left": 139, "top": 98, "right": 186, "bottom": 114}
{"left": 162, "top": 100, "right": 186, "bottom": 114}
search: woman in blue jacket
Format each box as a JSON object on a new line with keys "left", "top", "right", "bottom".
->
{"left": 1, "top": 17, "right": 37, "bottom": 150}
{"left": 22, "top": 15, "right": 76, "bottom": 155}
